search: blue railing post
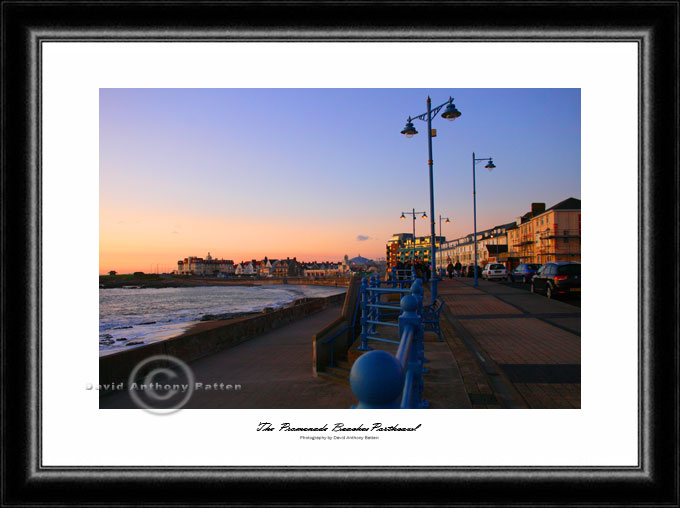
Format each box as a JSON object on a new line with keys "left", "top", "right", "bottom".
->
{"left": 357, "top": 277, "right": 371, "bottom": 351}
{"left": 373, "top": 275, "right": 382, "bottom": 327}
{"left": 410, "top": 279, "right": 429, "bottom": 370}
{"left": 398, "top": 295, "right": 420, "bottom": 349}
{"left": 413, "top": 310, "right": 429, "bottom": 408}
{"left": 411, "top": 278, "right": 424, "bottom": 312}
{"left": 368, "top": 275, "right": 376, "bottom": 335}
{"left": 398, "top": 294, "right": 427, "bottom": 409}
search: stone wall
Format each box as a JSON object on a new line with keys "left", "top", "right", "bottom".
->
{"left": 312, "top": 275, "right": 362, "bottom": 375}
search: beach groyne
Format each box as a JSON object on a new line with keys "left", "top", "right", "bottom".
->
{"left": 99, "top": 293, "right": 345, "bottom": 389}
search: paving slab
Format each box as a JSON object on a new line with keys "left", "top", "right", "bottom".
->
{"left": 437, "top": 278, "right": 581, "bottom": 409}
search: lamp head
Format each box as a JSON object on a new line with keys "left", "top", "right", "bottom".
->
{"left": 422, "top": 213, "right": 427, "bottom": 219}
{"left": 441, "top": 97, "right": 462, "bottom": 121}
{"left": 445, "top": 218, "right": 450, "bottom": 224}
{"left": 400, "top": 118, "right": 418, "bottom": 138}
{"left": 485, "top": 159, "right": 496, "bottom": 171}
{"left": 400, "top": 213, "right": 406, "bottom": 220}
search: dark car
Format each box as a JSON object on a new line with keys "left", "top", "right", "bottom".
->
{"left": 531, "top": 262, "right": 581, "bottom": 299}
{"left": 511, "top": 263, "right": 541, "bottom": 283}
{"left": 465, "top": 265, "right": 482, "bottom": 278}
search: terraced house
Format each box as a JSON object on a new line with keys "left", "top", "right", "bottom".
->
{"left": 508, "top": 198, "right": 581, "bottom": 265}
{"left": 271, "top": 257, "right": 301, "bottom": 277}
{"left": 417, "top": 197, "right": 581, "bottom": 270}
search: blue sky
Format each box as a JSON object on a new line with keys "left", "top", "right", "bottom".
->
{"left": 100, "top": 88, "right": 580, "bottom": 271}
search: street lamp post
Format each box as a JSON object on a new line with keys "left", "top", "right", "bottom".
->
{"left": 400, "top": 209, "right": 427, "bottom": 266}
{"left": 401, "top": 96, "right": 461, "bottom": 304}
{"left": 472, "top": 152, "right": 496, "bottom": 287}
{"left": 438, "top": 215, "right": 451, "bottom": 274}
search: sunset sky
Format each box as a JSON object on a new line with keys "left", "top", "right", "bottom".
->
{"left": 99, "top": 88, "right": 580, "bottom": 274}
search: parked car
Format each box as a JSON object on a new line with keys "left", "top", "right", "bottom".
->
{"left": 482, "top": 263, "right": 508, "bottom": 281}
{"left": 464, "top": 265, "right": 482, "bottom": 278}
{"left": 510, "top": 263, "right": 541, "bottom": 283}
{"left": 530, "top": 262, "right": 581, "bottom": 299}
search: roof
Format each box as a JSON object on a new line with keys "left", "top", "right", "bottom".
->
{"left": 547, "top": 197, "right": 581, "bottom": 211}
{"left": 497, "top": 221, "right": 518, "bottom": 231}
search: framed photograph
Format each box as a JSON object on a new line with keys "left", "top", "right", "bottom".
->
{"left": 2, "top": 1, "right": 677, "bottom": 505}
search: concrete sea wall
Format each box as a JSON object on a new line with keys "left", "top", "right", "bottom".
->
{"left": 99, "top": 293, "right": 345, "bottom": 388}
{"left": 312, "top": 275, "right": 362, "bottom": 375}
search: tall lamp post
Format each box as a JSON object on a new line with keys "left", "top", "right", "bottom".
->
{"left": 401, "top": 96, "right": 462, "bottom": 304}
{"left": 472, "top": 152, "right": 496, "bottom": 287}
{"left": 400, "top": 209, "right": 427, "bottom": 266}
{"left": 438, "top": 215, "right": 451, "bottom": 273}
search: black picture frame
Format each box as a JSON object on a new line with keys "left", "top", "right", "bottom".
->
{"left": 2, "top": 1, "right": 678, "bottom": 505}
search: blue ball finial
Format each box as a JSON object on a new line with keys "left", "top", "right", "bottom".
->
{"left": 400, "top": 294, "right": 418, "bottom": 313}
{"left": 350, "top": 351, "right": 404, "bottom": 409}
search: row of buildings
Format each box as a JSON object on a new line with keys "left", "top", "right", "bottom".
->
{"left": 176, "top": 253, "right": 351, "bottom": 278}
{"left": 386, "top": 197, "right": 581, "bottom": 270}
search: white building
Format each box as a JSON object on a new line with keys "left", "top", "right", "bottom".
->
{"left": 234, "top": 261, "right": 257, "bottom": 276}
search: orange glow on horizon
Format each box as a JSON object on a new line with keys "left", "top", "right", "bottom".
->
{"left": 99, "top": 207, "right": 385, "bottom": 274}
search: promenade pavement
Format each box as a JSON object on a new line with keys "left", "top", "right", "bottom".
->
{"left": 437, "top": 276, "right": 581, "bottom": 409}
{"left": 100, "top": 305, "right": 357, "bottom": 409}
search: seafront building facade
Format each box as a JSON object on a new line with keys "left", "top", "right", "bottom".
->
{"left": 175, "top": 254, "right": 350, "bottom": 278}
{"left": 388, "top": 198, "right": 581, "bottom": 270}
{"left": 386, "top": 234, "right": 446, "bottom": 267}
{"left": 386, "top": 233, "right": 414, "bottom": 268}
{"left": 302, "top": 261, "right": 350, "bottom": 278}
{"left": 176, "top": 253, "right": 235, "bottom": 276}
{"left": 511, "top": 198, "right": 581, "bottom": 265}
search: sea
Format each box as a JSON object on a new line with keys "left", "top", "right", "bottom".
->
{"left": 99, "top": 284, "right": 346, "bottom": 356}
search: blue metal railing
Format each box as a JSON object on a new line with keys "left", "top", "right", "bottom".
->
{"left": 388, "top": 267, "right": 417, "bottom": 289}
{"left": 349, "top": 293, "right": 428, "bottom": 409}
{"left": 356, "top": 272, "right": 427, "bottom": 351}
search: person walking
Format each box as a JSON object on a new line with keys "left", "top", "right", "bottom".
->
{"left": 447, "top": 262, "right": 454, "bottom": 279}
{"left": 454, "top": 260, "right": 462, "bottom": 278}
